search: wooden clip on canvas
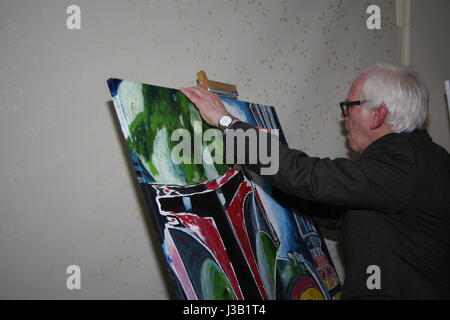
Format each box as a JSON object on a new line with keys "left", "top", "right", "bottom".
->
{"left": 196, "top": 70, "right": 239, "bottom": 99}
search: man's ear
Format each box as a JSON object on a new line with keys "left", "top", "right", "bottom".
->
{"left": 369, "top": 103, "right": 388, "bottom": 130}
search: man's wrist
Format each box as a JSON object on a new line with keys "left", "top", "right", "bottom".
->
{"left": 217, "top": 114, "right": 238, "bottom": 132}
{"left": 223, "top": 118, "right": 240, "bottom": 134}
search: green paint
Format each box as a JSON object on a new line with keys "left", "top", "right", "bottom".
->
{"left": 256, "top": 231, "right": 278, "bottom": 299}
{"left": 200, "top": 258, "right": 237, "bottom": 300}
{"left": 276, "top": 255, "right": 309, "bottom": 296}
{"left": 118, "top": 81, "right": 229, "bottom": 185}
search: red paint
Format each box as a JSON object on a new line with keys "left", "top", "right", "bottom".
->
{"left": 291, "top": 276, "right": 321, "bottom": 299}
{"left": 205, "top": 168, "right": 237, "bottom": 191}
{"left": 226, "top": 178, "right": 269, "bottom": 299}
{"left": 172, "top": 212, "right": 244, "bottom": 300}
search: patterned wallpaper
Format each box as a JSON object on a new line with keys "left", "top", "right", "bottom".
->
{"left": 0, "top": 0, "right": 398, "bottom": 298}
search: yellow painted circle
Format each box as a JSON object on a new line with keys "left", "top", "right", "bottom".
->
{"left": 300, "top": 287, "right": 325, "bottom": 300}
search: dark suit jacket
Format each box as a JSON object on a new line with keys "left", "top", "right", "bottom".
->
{"left": 225, "top": 121, "right": 450, "bottom": 299}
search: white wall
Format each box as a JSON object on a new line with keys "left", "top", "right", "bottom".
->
{"left": 410, "top": 0, "right": 450, "bottom": 152}
{"left": 0, "top": 0, "right": 404, "bottom": 299}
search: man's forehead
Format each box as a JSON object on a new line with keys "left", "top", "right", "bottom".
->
{"left": 347, "top": 72, "right": 369, "bottom": 98}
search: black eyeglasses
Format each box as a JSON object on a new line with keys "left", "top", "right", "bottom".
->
{"left": 339, "top": 100, "right": 367, "bottom": 117}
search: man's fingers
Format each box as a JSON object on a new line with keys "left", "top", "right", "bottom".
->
{"left": 180, "top": 86, "right": 210, "bottom": 100}
{"left": 190, "top": 86, "right": 208, "bottom": 94}
{"left": 180, "top": 86, "right": 227, "bottom": 126}
{"left": 180, "top": 87, "right": 201, "bottom": 103}
{"left": 188, "top": 86, "right": 212, "bottom": 100}
{"left": 180, "top": 87, "right": 197, "bottom": 99}
{"left": 181, "top": 86, "right": 221, "bottom": 109}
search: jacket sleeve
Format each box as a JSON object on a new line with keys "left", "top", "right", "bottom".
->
{"left": 272, "top": 187, "right": 344, "bottom": 230}
{"left": 224, "top": 121, "right": 417, "bottom": 214}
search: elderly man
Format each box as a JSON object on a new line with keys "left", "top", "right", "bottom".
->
{"left": 180, "top": 63, "right": 450, "bottom": 299}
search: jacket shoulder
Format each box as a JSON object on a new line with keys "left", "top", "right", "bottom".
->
{"left": 362, "top": 132, "right": 416, "bottom": 162}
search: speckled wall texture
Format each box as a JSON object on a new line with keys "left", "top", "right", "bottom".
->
{"left": 0, "top": 0, "right": 431, "bottom": 299}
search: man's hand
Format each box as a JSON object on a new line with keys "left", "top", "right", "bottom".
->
{"left": 180, "top": 86, "right": 230, "bottom": 127}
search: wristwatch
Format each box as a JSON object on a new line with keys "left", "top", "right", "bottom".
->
{"left": 218, "top": 114, "right": 236, "bottom": 132}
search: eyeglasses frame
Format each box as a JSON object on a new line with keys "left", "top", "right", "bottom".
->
{"left": 339, "top": 100, "right": 367, "bottom": 117}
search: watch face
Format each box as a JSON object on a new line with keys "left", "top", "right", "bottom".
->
{"left": 220, "top": 115, "right": 232, "bottom": 127}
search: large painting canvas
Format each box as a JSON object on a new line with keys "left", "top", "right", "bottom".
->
{"left": 107, "top": 78, "right": 342, "bottom": 300}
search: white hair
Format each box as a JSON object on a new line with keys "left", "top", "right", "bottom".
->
{"left": 360, "top": 62, "right": 429, "bottom": 133}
